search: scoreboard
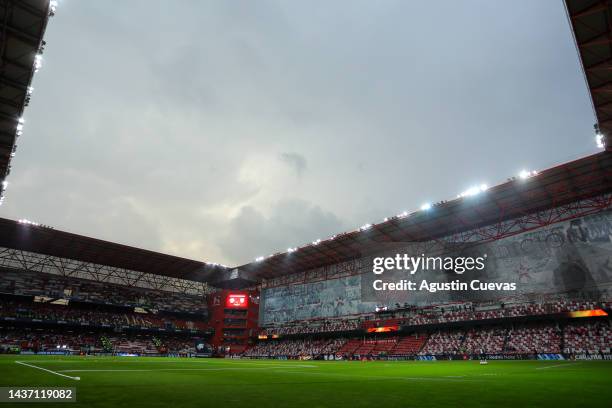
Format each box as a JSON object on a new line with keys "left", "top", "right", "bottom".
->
{"left": 226, "top": 293, "right": 248, "bottom": 308}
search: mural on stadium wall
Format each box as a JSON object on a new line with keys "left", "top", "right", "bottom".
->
{"left": 260, "top": 208, "right": 612, "bottom": 325}
{"left": 261, "top": 275, "right": 376, "bottom": 325}
{"left": 361, "top": 210, "right": 612, "bottom": 307}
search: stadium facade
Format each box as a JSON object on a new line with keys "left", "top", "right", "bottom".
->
{"left": 0, "top": 0, "right": 611, "bottom": 360}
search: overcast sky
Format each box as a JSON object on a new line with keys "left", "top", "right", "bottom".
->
{"left": 0, "top": 0, "right": 597, "bottom": 266}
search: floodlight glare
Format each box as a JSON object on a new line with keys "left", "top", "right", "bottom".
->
{"left": 458, "top": 184, "right": 488, "bottom": 198}
{"left": 519, "top": 170, "right": 538, "bottom": 180}
{"left": 34, "top": 54, "right": 43, "bottom": 72}
{"left": 596, "top": 132, "right": 605, "bottom": 149}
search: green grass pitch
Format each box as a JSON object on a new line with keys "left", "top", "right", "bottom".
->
{"left": 0, "top": 356, "right": 610, "bottom": 407}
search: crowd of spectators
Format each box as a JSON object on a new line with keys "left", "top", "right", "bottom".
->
{"left": 244, "top": 338, "right": 347, "bottom": 359}
{"left": 260, "top": 319, "right": 359, "bottom": 337}
{"left": 363, "top": 299, "right": 611, "bottom": 329}
{"left": 0, "top": 299, "right": 208, "bottom": 331}
{"left": 0, "top": 269, "right": 208, "bottom": 314}
{"left": 564, "top": 322, "right": 611, "bottom": 355}
{"left": 419, "top": 331, "right": 465, "bottom": 356}
{"left": 504, "top": 324, "right": 561, "bottom": 354}
{"left": 461, "top": 328, "right": 506, "bottom": 355}
{"left": 505, "top": 325, "right": 562, "bottom": 354}
{"left": 417, "top": 322, "right": 607, "bottom": 356}
{"left": 0, "top": 329, "right": 207, "bottom": 355}
{"left": 246, "top": 320, "right": 611, "bottom": 358}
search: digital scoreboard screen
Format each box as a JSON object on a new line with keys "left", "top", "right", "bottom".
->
{"left": 226, "top": 293, "right": 248, "bottom": 308}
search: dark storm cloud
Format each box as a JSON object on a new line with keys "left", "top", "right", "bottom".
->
{"left": 220, "top": 198, "right": 345, "bottom": 263}
{"left": 0, "top": 0, "right": 597, "bottom": 265}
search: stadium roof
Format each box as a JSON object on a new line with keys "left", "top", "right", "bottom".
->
{"left": 0, "top": 217, "right": 227, "bottom": 283}
{"left": 0, "top": 0, "right": 52, "bottom": 202}
{"left": 239, "top": 150, "right": 612, "bottom": 280}
{"left": 565, "top": 0, "right": 612, "bottom": 141}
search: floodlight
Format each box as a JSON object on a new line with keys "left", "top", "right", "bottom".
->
{"left": 596, "top": 132, "right": 605, "bottom": 149}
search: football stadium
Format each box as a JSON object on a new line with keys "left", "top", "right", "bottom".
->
{"left": 0, "top": 0, "right": 611, "bottom": 407}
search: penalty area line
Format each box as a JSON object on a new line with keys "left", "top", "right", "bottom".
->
{"left": 15, "top": 361, "right": 81, "bottom": 381}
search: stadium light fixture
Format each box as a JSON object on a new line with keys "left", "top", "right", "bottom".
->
{"left": 254, "top": 256, "right": 264, "bottom": 262}
{"left": 398, "top": 211, "right": 408, "bottom": 218}
{"left": 596, "top": 132, "right": 605, "bottom": 149}
{"left": 287, "top": 247, "right": 296, "bottom": 253}
{"left": 519, "top": 170, "right": 538, "bottom": 180}
{"left": 312, "top": 239, "right": 321, "bottom": 245}
{"left": 34, "top": 54, "right": 43, "bottom": 72}
{"left": 420, "top": 203, "right": 432, "bottom": 211}
{"left": 359, "top": 224, "right": 372, "bottom": 231}
{"left": 458, "top": 184, "right": 488, "bottom": 198}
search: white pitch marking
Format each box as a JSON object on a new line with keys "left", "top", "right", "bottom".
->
{"left": 15, "top": 361, "right": 80, "bottom": 381}
{"left": 535, "top": 362, "right": 581, "bottom": 370}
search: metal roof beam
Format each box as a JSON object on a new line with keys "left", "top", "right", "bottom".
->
{"left": 0, "top": 22, "right": 42, "bottom": 47}
{"left": 578, "top": 33, "right": 612, "bottom": 48}
{"left": 7, "top": 0, "right": 48, "bottom": 19}
{"left": 569, "top": 2, "right": 608, "bottom": 20}
{"left": 0, "top": 76, "right": 27, "bottom": 91}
